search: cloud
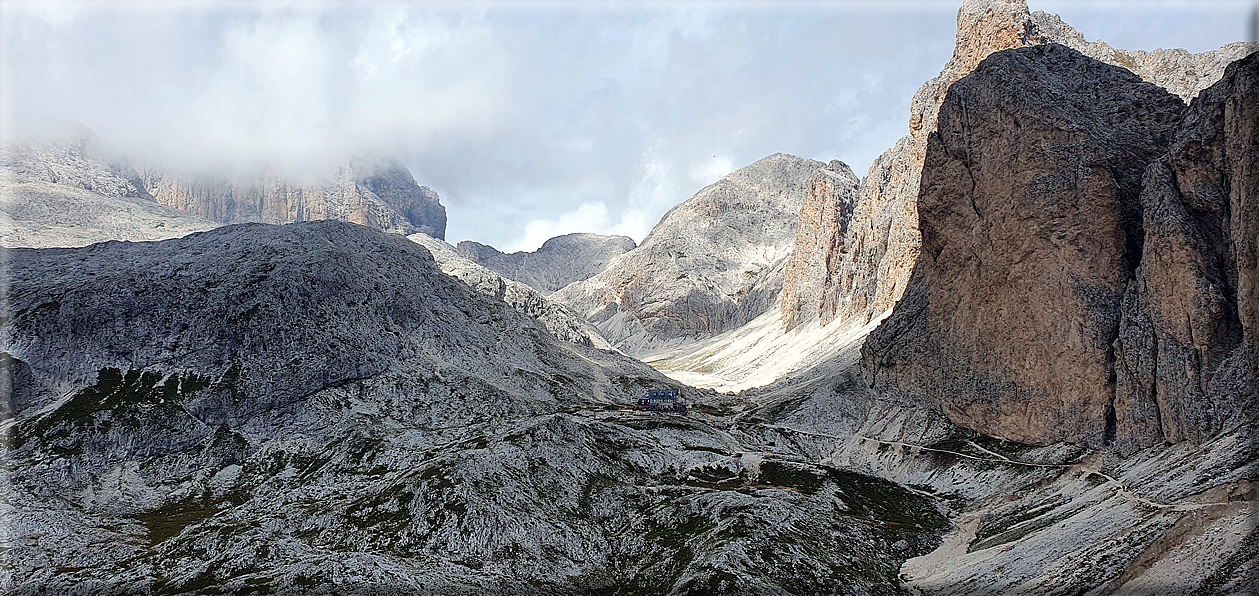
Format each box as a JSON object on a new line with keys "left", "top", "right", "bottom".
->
{"left": 2, "top": 1, "right": 1251, "bottom": 250}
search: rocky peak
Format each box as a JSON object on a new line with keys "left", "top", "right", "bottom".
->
{"left": 456, "top": 232, "right": 636, "bottom": 295}
{"left": 551, "top": 153, "right": 826, "bottom": 356}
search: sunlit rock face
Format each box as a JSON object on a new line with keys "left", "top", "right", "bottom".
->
{"left": 552, "top": 153, "right": 827, "bottom": 357}
{"left": 456, "top": 233, "right": 637, "bottom": 295}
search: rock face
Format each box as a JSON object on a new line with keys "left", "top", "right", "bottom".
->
{"left": 408, "top": 232, "right": 612, "bottom": 349}
{"left": 456, "top": 233, "right": 637, "bottom": 295}
{"left": 778, "top": 162, "right": 860, "bottom": 332}
{"left": 2, "top": 221, "right": 947, "bottom": 593}
{"left": 552, "top": 153, "right": 826, "bottom": 356}
{"left": 1113, "top": 53, "right": 1259, "bottom": 448}
{"left": 792, "top": 0, "right": 1254, "bottom": 333}
{"left": 140, "top": 161, "right": 447, "bottom": 239}
{"left": 862, "top": 44, "right": 1186, "bottom": 448}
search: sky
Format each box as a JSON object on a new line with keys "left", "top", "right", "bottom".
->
{"left": 2, "top": 1, "right": 1255, "bottom": 252}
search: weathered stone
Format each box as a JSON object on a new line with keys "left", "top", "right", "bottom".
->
{"left": 457, "top": 233, "right": 636, "bottom": 295}
{"left": 809, "top": 0, "right": 1253, "bottom": 332}
{"left": 862, "top": 44, "right": 1185, "bottom": 448}
{"left": 140, "top": 161, "right": 447, "bottom": 239}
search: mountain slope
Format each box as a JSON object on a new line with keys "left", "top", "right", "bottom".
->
{"left": 1, "top": 221, "right": 948, "bottom": 594}
{"left": 457, "top": 233, "right": 637, "bottom": 295}
{"left": 552, "top": 153, "right": 828, "bottom": 357}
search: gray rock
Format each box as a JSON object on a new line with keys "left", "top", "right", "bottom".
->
{"left": 408, "top": 232, "right": 612, "bottom": 349}
{"left": 1, "top": 220, "right": 947, "bottom": 594}
{"left": 456, "top": 233, "right": 636, "bottom": 295}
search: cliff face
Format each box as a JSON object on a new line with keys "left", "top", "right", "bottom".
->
{"left": 1114, "top": 53, "right": 1259, "bottom": 448}
{"left": 552, "top": 153, "right": 826, "bottom": 356}
{"left": 785, "top": 0, "right": 1254, "bottom": 333}
{"left": 778, "top": 162, "right": 860, "bottom": 332}
{"left": 862, "top": 44, "right": 1186, "bottom": 448}
{"left": 140, "top": 161, "right": 447, "bottom": 239}
{"left": 456, "top": 233, "right": 637, "bottom": 295}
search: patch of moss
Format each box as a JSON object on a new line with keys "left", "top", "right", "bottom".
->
{"left": 136, "top": 498, "right": 219, "bottom": 547}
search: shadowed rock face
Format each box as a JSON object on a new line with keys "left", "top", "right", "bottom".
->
{"left": 862, "top": 44, "right": 1186, "bottom": 448}
{"left": 456, "top": 233, "right": 637, "bottom": 295}
{"left": 1114, "top": 52, "right": 1259, "bottom": 449}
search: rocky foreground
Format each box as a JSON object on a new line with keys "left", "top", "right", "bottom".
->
{"left": 1, "top": 222, "right": 949, "bottom": 594}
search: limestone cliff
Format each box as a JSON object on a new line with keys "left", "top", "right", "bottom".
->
{"left": 862, "top": 44, "right": 1186, "bottom": 448}
{"left": 0, "top": 130, "right": 447, "bottom": 242}
{"left": 456, "top": 233, "right": 636, "bottom": 295}
{"left": 779, "top": 162, "right": 860, "bottom": 331}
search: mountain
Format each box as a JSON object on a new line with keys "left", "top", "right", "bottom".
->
{"left": 551, "top": 153, "right": 827, "bottom": 357}
{"left": 781, "top": 0, "right": 1254, "bottom": 335}
{"left": 456, "top": 233, "right": 637, "bottom": 295}
{"left": 2, "top": 221, "right": 949, "bottom": 594}
{"left": 408, "top": 232, "right": 613, "bottom": 349}
{"left": 647, "top": 0, "right": 1255, "bottom": 392}
{"left": 0, "top": 130, "right": 447, "bottom": 243}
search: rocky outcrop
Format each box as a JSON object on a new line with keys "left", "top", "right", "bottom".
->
{"left": 456, "top": 233, "right": 636, "bottom": 295}
{"left": 552, "top": 153, "right": 826, "bottom": 356}
{"left": 778, "top": 161, "right": 860, "bottom": 332}
{"left": 803, "top": 0, "right": 1253, "bottom": 332}
{"left": 408, "top": 232, "right": 612, "bottom": 349}
{"left": 1113, "top": 52, "right": 1259, "bottom": 448}
{"left": 862, "top": 44, "right": 1186, "bottom": 448}
{"left": 140, "top": 161, "right": 447, "bottom": 239}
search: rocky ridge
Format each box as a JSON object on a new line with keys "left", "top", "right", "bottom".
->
{"left": 780, "top": 0, "right": 1254, "bottom": 334}
{"left": 457, "top": 233, "right": 637, "bottom": 295}
{"left": 408, "top": 232, "right": 612, "bottom": 349}
{"left": 0, "top": 131, "right": 447, "bottom": 242}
